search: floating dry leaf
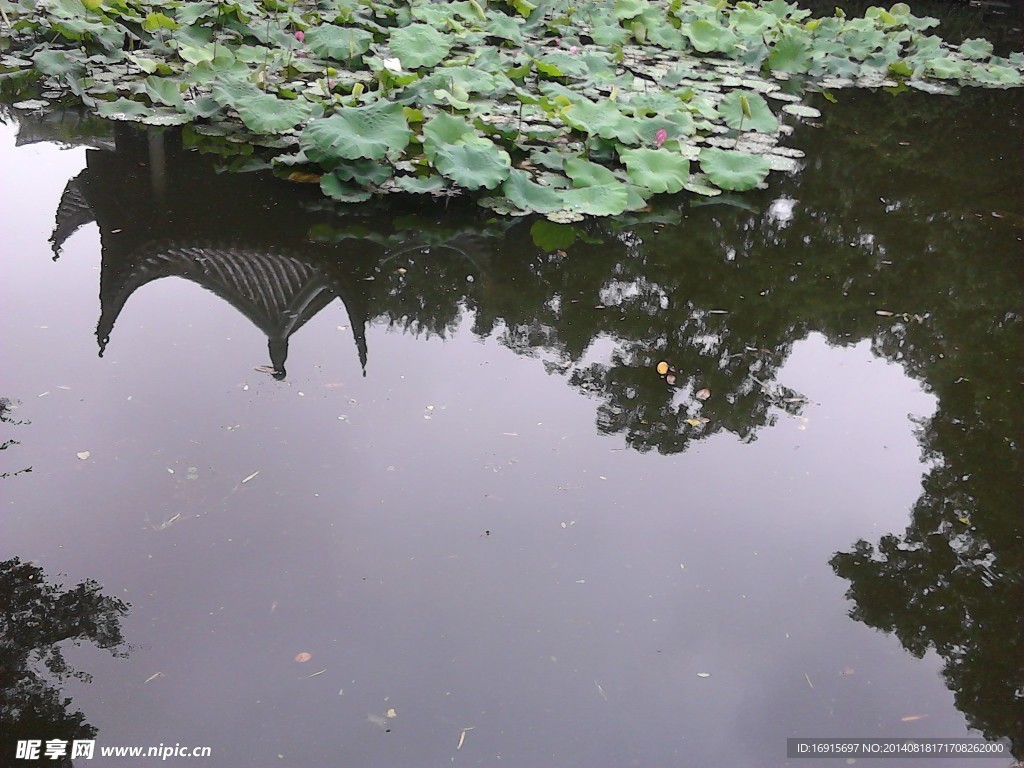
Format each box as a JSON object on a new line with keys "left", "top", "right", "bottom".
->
{"left": 77, "top": 451, "right": 91, "bottom": 460}
{"left": 696, "top": 672, "right": 711, "bottom": 678}
{"left": 875, "top": 310, "right": 895, "bottom": 317}
{"left": 656, "top": 361, "right": 669, "bottom": 375}
{"left": 695, "top": 388, "right": 711, "bottom": 400}
{"left": 900, "top": 714, "right": 927, "bottom": 722}
{"left": 666, "top": 374, "right": 677, "bottom": 385}
{"left": 294, "top": 652, "right": 312, "bottom": 663}
{"left": 385, "top": 708, "right": 397, "bottom": 718}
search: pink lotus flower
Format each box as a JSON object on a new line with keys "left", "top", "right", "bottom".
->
{"left": 294, "top": 30, "right": 305, "bottom": 43}
{"left": 655, "top": 129, "right": 668, "bottom": 148}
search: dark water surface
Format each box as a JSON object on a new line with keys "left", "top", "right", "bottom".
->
{"left": 1, "top": 85, "right": 1021, "bottom": 768}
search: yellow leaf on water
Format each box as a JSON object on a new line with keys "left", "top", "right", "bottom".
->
{"left": 685, "top": 418, "right": 703, "bottom": 427}
{"left": 385, "top": 708, "right": 397, "bottom": 718}
{"left": 656, "top": 361, "right": 669, "bottom": 375}
{"left": 287, "top": 171, "right": 322, "bottom": 184}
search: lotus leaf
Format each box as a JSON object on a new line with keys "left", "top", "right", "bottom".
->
{"left": 685, "top": 20, "right": 737, "bottom": 55}
{"left": 957, "top": 38, "right": 994, "bottom": 61}
{"left": 212, "top": 80, "right": 316, "bottom": 134}
{"left": 564, "top": 157, "right": 619, "bottom": 188}
{"left": 390, "top": 23, "right": 452, "bottom": 70}
{"left": 780, "top": 104, "right": 820, "bottom": 119}
{"left": 699, "top": 148, "right": 770, "bottom": 191}
{"left": 560, "top": 183, "right": 631, "bottom": 216}
{"left": 768, "top": 27, "right": 812, "bottom": 72}
{"left": 564, "top": 99, "right": 642, "bottom": 144}
{"left": 422, "top": 112, "right": 475, "bottom": 159}
{"left": 321, "top": 173, "right": 373, "bottom": 203}
{"left": 619, "top": 148, "right": 689, "bottom": 194}
{"left": 503, "top": 169, "right": 565, "bottom": 214}
{"left": 718, "top": 91, "right": 778, "bottom": 133}
{"left": 396, "top": 175, "right": 449, "bottom": 194}
{"left": 305, "top": 25, "right": 373, "bottom": 61}
{"left": 143, "top": 76, "right": 184, "bottom": 109}
{"left": 301, "top": 103, "right": 412, "bottom": 163}
{"left": 433, "top": 139, "right": 512, "bottom": 190}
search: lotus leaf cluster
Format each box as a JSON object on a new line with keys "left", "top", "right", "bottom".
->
{"left": 1, "top": 0, "right": 1021, "bottom": 218}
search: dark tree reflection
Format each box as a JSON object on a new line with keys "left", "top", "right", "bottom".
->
{"left": 0, "top": 559, "right": 130, "bottom": 767}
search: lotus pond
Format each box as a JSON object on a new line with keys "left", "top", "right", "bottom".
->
{"left": 1, "top": 4, "right": 1023, "bottom": 768}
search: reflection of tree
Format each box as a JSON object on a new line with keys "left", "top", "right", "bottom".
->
{"left": 0, "top": 558, "right": 130, "bottom": 767}
{"left": 0, "top": 399, "right": 31, "bottom": 480}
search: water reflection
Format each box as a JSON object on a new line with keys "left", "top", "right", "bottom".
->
{"left": 2, "top": 82, "right": 1021, "bottom": 760}
{"left": 0, "top": 558, "right": 130, "bottom": 767}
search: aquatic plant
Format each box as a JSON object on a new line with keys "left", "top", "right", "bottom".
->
{"left": 1, "top": 0, "right": 1021, "bottom": 218}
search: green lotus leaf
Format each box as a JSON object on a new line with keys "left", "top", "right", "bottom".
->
{"left": 143, "top": 12, "right": 179, "bottom": 31}
{"left": 32, "top": 49, "right": 85, "bottom": 78}
{"left": 96, "top": 98, "right": 158, "bottom": 121}
{"left": 619, "top": 148, "right": 689, "bottom": 194}
{"left": 699, "top": 148, "right": 770, "bottom": 191}
{"left": 395, "top": 175, "right": 449, "bottom": 194}
{"left": 591, "top": 22, "right": 630, "bottom": 46}
{"left": 486, "top": 14, "right": 523, "bottom": 44}
{"left": 560, "top": 183, "right": 631, "bottom": 216}
{"left": 390, "top": 23, "right": 453, "bottom": 69}
{"left": 433, "top": 139, "right": 512, "bottom": 190}
{"left": 305, "top": 25, "right": 373, "bottom": 61}
{"left": 320, "top": 173, "right": 373, "bottom": 203}
{"left": 969, "top": 64, "right": 1024, "bottom": 87}
{"left": 732, "top": 8, "right": 774, "bottom": 36}
{"left": 685, "top": 20, "right": 737, "bottom": 54}
{"left": 212, "top": 80, "right": 316, "bottom": 134}
{"left": 683, "top": 173, "right": 722, "bottom": 197}
{"left": 718, "top": 90, "right": 778, "bottom": 133}
{"left": 563, "top": 99, "right": 641, "bottom": 144}
{"left": 960, "top": 38, "right": 994, "bottom": 61}
{"left": 332, "top": 159, "right": 394, "bottom": 186}
{"left": 564, "top": 157, "right": 619, "bottom": 188}
{"left": 502, "top": 169, "right": 565, "bottom": 214}
{"left": 96, "top": 98, "right": 191, "bottom": 125}
{"left": 422, "top": 112, "right": 475, "bottom": 159}
{"left": 641, "top": 110, "right": 697, "bottom": 141}
{"left": 143, "top": 76, "right": 184, "bottom": 109}
{"left": 925, "top": 56, "right": 967, "bottom": 80}
{"left": 176, "top": 44, "right": 216, "bottom": 66}
{"left": 759, "top": 0, "right": 810, "bottom": 21}
{"left": 768, "top": 27, "right": 812, "bottom": 72}
{"left": 614, "top": 0, "right": 648, "bottom": 20}
{"left": 780, "top": 104, "right": 821, "bottom": 119}
{"left": 301, "top": 102, "right": 412, "bottom": 164}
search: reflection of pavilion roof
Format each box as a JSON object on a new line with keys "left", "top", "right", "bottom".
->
{"left": 50, "top": 174, "right": 94, "bottom": 256}
{"left": 96, "top": 240, "right": 369, "bottom": 379}
{"left": 42, "top": 124, "right": 376, "bottom": 381}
